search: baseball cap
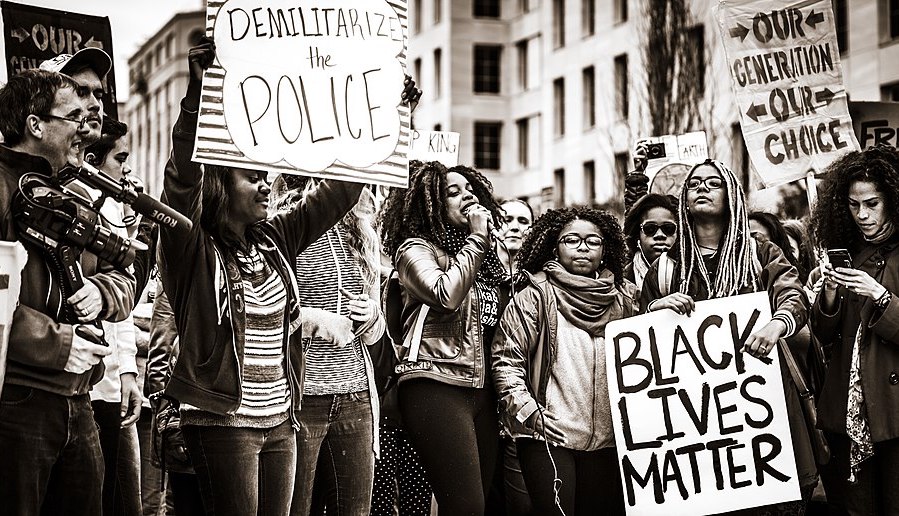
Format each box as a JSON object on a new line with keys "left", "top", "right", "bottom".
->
{"left": 39, "top": 47, "right": 112, "bottom": 79}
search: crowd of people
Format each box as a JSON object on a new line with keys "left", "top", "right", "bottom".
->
{"left": 0, "top": 35, "right": 898, "bottom": 516}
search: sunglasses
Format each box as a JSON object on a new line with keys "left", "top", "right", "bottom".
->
{"left": 641, "top": 222, "right": 677, "bottom": 237}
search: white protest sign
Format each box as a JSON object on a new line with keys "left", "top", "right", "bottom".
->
{"left": 638, "top": 131, "right": 709, "bottom": 196}
{"left": 849, "top": 101, "right": 899, "bottom": 150}
{"left": 717, "top": 0, "right": 859, "bottom": 187}
{"left": 193, "top": 0, "right": 412, "bottom": 188}
{"left": 409, "top": 130, "right": 460, "bottom": 167}
{"left": 606, "top": 292, "right": 800, "bottom": 515}
{"left": 0, "top": 242, "right": 28, "bottom": 398}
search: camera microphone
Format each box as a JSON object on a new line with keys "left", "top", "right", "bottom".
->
{"left": 72, "top": 163, "right": 193, "bottom": 233}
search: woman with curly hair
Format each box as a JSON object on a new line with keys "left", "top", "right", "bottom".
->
{"left": 492, "top": 206, "right": 635, "bottom": 516}
{"left": 379, "top": 160, "right": 507, "bottom": 516}
{"left": 641, "top": 159, "right": 817, "bottom": 515}
{"left": 810, "top": 145, "right": 899, "bottom": 514}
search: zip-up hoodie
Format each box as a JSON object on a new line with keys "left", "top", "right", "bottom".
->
{"left": 159, "top": 100, "right": 362, "bottom": 417}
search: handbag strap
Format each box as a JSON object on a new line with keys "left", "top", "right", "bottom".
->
{"left": 777, "top": 338, "right": 812, "bottom": 400}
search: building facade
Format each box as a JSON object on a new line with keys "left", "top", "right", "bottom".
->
{"left": 124, "top": 1, "right": 899, "bottom": 208}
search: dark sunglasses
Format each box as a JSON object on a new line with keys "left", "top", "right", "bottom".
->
{"left": 640, "top": 222, "right": 677, "bottom": 237}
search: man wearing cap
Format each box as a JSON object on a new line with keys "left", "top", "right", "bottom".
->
{"left": 39, "top": 47, "right": 110, "bottom": 144}
{"left": 0, "top": 69, "right": 136, "bottom": 514}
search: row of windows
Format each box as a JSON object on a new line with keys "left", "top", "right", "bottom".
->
{"left": 412, "top": 48, "right": 442, "bottom": 99}
{"left": 553, "top": 0, "right": 628, "bottom": 49}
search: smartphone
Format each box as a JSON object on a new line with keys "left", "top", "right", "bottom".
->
{"left": 827, "top": 248, "right": 853, "bottom": 269}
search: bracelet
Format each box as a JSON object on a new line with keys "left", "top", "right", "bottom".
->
{"left": 876, "top": 289, "right": 892, "bottom": 309}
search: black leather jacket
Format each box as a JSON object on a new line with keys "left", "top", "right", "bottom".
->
{"left": 394, "top": 235, "right": 506, "bottom": 388}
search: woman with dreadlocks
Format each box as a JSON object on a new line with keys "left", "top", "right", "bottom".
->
{"left": 810, "top": 145, "right": 899, "bottom": 514}
{"left": 492, "top": 206, "right": 635, "bottom": 516}
{"left": 640, "top": 159, "right": 817, "bottom": 514}
{"left": 379, "top": 160, "right": 507, "bottom": 516}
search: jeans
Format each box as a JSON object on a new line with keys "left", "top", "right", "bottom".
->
{"left": 292, "top": 391, "right": 375, "bottom": 516}
{"left": 92, "top": 400, "right": 142, "bottom": 515}
{"left": 183, "top": 419, "right": 296, "bottom": 516}
{"left": 0, "top": 384, "right": 103, "bottom": 516}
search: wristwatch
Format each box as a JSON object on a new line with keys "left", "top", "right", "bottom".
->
{"left": 875, "top": 289, "right": 892, "bottom": 309}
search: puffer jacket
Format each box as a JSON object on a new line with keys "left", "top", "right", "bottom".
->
{"left": 394, "top": 235, "right": 507, "bottom": 388}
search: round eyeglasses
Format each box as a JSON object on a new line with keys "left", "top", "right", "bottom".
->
{"left": 558, "top": 235, "right": 604, "bottom": 250}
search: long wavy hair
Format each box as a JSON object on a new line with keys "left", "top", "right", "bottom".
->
{"left": 271, "top": 175, "right": 379, "bottom": 288}
{"left": 812, "top": 145, "right": 899, "bottom": 251}
{"left": 378, "top": 160, "right": 503, "bottom": 258}
{"left": 516, "top": 206, "right": 628, "bottom": 286}
{"left": 676, "top": 159, "right": 758, "bottom": 297}
{"left": 200, "top": 165, "right": 266, "bottom": 255}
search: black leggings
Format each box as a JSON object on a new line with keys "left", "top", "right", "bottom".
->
{"left": 398, "top": 379, "right": 499, "bottom": 516}
{"left": 517, "top": 439, "right": 624, "bottom": 516}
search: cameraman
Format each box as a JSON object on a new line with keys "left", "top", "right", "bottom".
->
{"left": 0, "top": 70, "right": 136, "bottom": 514}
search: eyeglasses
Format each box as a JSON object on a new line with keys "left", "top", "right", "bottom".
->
{"left": 686, "top": 177, "right": 724, "bottom": 190}
{"left": 641, "top": 221, "right": 677, "bottom": 237}
{"left": 558, "top": 235, "right": 604, "bottom": 250}
{"left": 39, "top": 113, "right": 89, "bottom": 131}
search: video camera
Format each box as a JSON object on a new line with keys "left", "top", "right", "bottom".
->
{"left": 12, "top": 164, "right": 191, "bottom": 326}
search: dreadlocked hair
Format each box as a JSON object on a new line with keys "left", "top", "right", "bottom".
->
{"left": 516, "top": 206, "right": 628, "bottom": 286}
{"left": 812, "top": 145, "right": 899, "bottom": 251}
{"left": 677, "top": 160, "right": 758, "bottom": 297}
{"left": 378, "top": 160, "right": 503, "bottom": 259}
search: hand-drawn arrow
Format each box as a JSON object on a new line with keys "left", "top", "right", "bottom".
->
{"left": 11, "top": 27, "right": 30, "bottom": 43}
{"left": 805, "top": 10, "right": 824, "bottom": 30}
{"left": 85, "top": 36, "right": 104, "bottom": 49}
{"left": 729, "top": 23, "right": 750, "bottom": 41}
{"left": 815, "top": 88, "right": 835, "bottom": 106}
{"left": 746, "top": 102, "right": 768, "bottom": 123}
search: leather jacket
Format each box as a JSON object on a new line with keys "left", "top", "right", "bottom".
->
{"left": 394, "top": 235, "right": 505, "bottom": 388}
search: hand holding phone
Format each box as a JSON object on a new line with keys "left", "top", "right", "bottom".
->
{"left": 827, "top": 248, "right": 853, "bottom": 270}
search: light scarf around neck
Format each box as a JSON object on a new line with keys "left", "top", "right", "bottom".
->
{"left": 863, "top": 220, "right": 895, "bottom": 245}
{"left": 543, "top": 260, "right": 626, "bottom": 338}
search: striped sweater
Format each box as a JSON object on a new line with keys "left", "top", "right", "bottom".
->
{"left": 181, "top": 246, "right": 291, "bottom": 428}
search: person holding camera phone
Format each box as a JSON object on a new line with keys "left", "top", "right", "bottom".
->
{"left": 0, "top": 70, "right": 137, "bottom": 514}
{"left": 810, "top": 145, "right": 899, "bottom": 515}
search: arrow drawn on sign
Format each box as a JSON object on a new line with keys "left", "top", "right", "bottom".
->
{"left": 815, "top": 88, "right": 835, "bottom": 106}
{"left": 11, "top": 27, "right": 30, "bottom": 43}
{"left": 805, "top": 10, "right": 824, "bottom": 30}
{"left": 85, "top": 37, "right": 104, "bottom": 50}
{"left": 729, "top": 23, "right": 750, "bottom": 41}
{"left": 746, "top": 102, "right": 768, "bottom": 123}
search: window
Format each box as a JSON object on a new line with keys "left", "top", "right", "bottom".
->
{"left": 414, "top": 58, "right": 422, "bottom": 87}
{"left": 584, "top": 161, "right": 596, "bottom": 203}
{"left": 434, "top": 48, "right": 443, "bottom": 98}
{"left": 473, "top": 45, "right": 502, "bottom": 94}
{"left": 553, "top": 0, "right": 565, "bottom": 48}
{"left": 582, "top": 0, "right": 595, "bottom": 37}
{"left": 582, "top": 66, "right": 595, "bottom": 129}
{"left": 474, "top": 122, "right": 502, "bottom": 169}
{"left": 516, "top": 118, "right": 529, "bottom": 167}
{"left": 474, "top": 0, "right": 500, "bottom": 18}
{"left": 891, "top": 0, "right": 899, "bottom": 39}
{"left": 882, "top": 82, "right": 899, "bottom": 101}
{"left": 554, "top": 168, "right": 565, "bottom": 207}
{"left": 833, "top": 0, "right": 848, "bottom": 52}
{"left": 614, "top": 54, "right": 629, "bottom": 120}
{"left": 516, "top": 40, "right": 529, "bottom": 90}
{"left": 553, "top": 78, "right": 565, "bottom": 137}
{"left": 413, "top": 0, "right": 422, "bottom": 32}
{"left": 686, "top": 25, "right": 706, "bottom": 97}
{"left": 434, "top": 0, "right": 442, "bottom": 24}
{"left": 614, "top": 152, "right": 629, "bottom": 178}
{"left": 614, "top": 0, "right": 628, "bottom": 23}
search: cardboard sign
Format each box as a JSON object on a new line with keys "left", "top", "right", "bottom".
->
{"left": 193, "top": 0, "right": 411, "bottom": 188}
{"left": 1, "top": 1, "right": 118, "bottom": 118}
{"left": 0, "top": 241, "right": 27, "bottom": 398}
{"left": 638, "top": 131, "right": 709, "bottom": 197}
{"left": 849, "top": 101, "right": 899, "bottom": 149}
{"left": 606, "top": 292, "right": 800, "bottom": 515}
{"left": 717, "top": 0, "right": 858, "bottom": 187}
{"left": 409, "top": 130, "right": 459, "bottom": 167}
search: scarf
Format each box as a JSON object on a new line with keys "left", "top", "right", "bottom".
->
{"left": 441, "top": 225, "right": 507, "bottom": 286}
{"left": 543, "top": 260, "right": 624, "bottom": 338}
{"left": 864, "top": 220, "right": 895, "bottom": 245}
{"left": 632, "top": 252, "right": 651, "bottom": 293}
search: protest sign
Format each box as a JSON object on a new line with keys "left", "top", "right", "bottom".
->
{"left": 637, "top": 131, "right": 709, "bottom": 196}
{"left": 409, "top": 130, "right": 459, "bottom": 167}
{"left": 1, "top": 1, "right": 117, "bottom": 118}
{"left": 849, "top": 101, "right": 899, "bottom": 149}
{"left": 0, "top": 241, "right": 27, "bottom": 398}
{"left": 717, "top": 0, "right": 858, "bottom": 187}
{"left": 606, "top": 292, "right": 800, "bottom": 515}
{"left": 193, "top": 0, "right": 411, "bottom": 188}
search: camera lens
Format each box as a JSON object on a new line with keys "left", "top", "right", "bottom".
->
{"left": 86, "top": 225, "right": 137, "bottom": 270}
